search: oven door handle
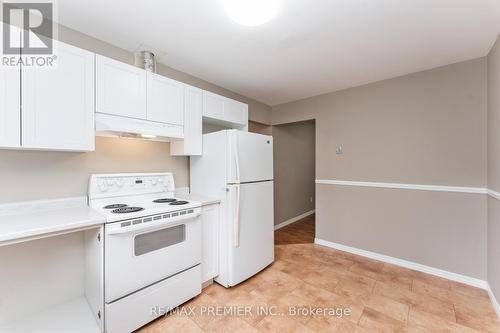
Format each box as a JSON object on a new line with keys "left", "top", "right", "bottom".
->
{"left": 107, "top": 212, "right": 201, "bottom": 236}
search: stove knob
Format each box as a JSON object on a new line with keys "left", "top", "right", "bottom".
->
{"left": 151, "top": 178, "right": 158, "bottom": 185}
{"left": 158, "top": 178, "right": 164, "bottom": 183}
{"left": 98, "top": 183, "right": 108, "bottom": 192}
{"left": 116, "top": 180, "right": 124, "bottom": 187}
{"left": 107, "top": 178, "right": 115, "bottom": 186}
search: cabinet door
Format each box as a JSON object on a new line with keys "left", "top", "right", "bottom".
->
{"left": 96, "top": 55, "right": 146, "bottom": 119}
{"left": 202, "top": 203, "right": 220, "bottom": 282}
{"left": 0, "top": 65, "right": 21, "bottom": 148}
{"left": 203, "top": 91, "right": 224, "bottom": 119}
{"left": 171, "top": 85, "right": 202, "bottom": 156}
{"left": 22, "top": 41, "right": 95, "bottom": 151}
{"left": 147, "top": 72, "right": 184, "bottom": 125}
{"left": 224, "top": 98, "right": 248, "bottom": 125}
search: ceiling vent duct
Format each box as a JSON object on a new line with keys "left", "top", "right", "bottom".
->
{"left": 140, "top": 51, "right": 156, "bottom": 72}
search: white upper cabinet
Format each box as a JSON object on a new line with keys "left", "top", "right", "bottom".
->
{"left": 171, "top": 85, "right": 203, "bottom": 156}
{"left": 22, "top": 41, "right": 95, "bottom": 151}
{"left": 0, "top": 65, "right": 21, "bottom": 148}
{"left": 0, "top": 23, "right": 20, "bottom": 148}
{"left": 203, "top": 91, "right": 225, "bottom": 119}
{"left": 202, "top": 91, "right": 248, "bottom": 128}
{"left": 96, "top": 55, "right": 146, "bottom": 119}
{"left": 224, "top": 99, "right": 248, "bottom": 125}
{"left": 147, "top": 72, "right": 184, "bottom": 125}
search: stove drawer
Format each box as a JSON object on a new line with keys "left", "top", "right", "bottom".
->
{"left": 106, "top": 264, "right": 201, "bottom": 333}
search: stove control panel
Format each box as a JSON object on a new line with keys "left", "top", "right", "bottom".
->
{"left": 89, "top": 173, "right": 175, "bottom": 199}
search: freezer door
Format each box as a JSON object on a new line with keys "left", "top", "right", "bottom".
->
{"left": 227, "top": 130, "right": 273, "bottom": 183}
{"left": 227, "top": 181, "right": 274, "bottom": 286}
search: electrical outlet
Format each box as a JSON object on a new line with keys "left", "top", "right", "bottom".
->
{"left": 310, "top": 196, "right": 313, "bottom": 203}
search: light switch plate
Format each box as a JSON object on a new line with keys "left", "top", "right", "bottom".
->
{"left": 336, "top": 146, "right": 343, "bottom": 155}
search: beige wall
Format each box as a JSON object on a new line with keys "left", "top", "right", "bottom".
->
{"left": 273, "top": 120, "right": 315, "bottom": 226}
{"left": 272, "top": 58, "right": 488, "bottom": 278}
{"left": 273, "top": 58, "right": 487, "bottom": 187}
{"left": 0, "top": 137, "right": 189, "bottom": 203}
{"left": 0, "top": 23, "right": 271, "bottom": 204}
{"left": 317, "top": 185, "right": 487, "bottom": 278}
{"left": 487, "top": 34, "right": 500, "bottom": 302}
{"left": 248, "top": 121, "right": 273, "bottom": 136}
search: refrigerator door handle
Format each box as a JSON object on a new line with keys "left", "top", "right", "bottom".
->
{"left": 234, "top": 183, "right": 241, "bottom": 247}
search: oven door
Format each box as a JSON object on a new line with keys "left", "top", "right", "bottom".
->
{"left": 105, "top": 210, "right": 202, "bottom": 303}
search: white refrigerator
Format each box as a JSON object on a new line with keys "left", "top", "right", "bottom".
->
{"left": 190, "top": 130, "right": 274, "bottom": 287}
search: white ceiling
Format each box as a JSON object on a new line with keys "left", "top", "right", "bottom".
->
{"left": 57, "top": 0, "right": 500, "bottom": 106}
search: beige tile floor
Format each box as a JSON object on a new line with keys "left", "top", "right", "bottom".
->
{"left": 138, "top": 217, "right": 500, "bottom": 333}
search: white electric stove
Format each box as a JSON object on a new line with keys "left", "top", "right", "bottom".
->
{"left": 88, "top": 173, "right": 202, "bottom": 333}
{"left": 89, "top": 173, "right": 201, "bottom": 222}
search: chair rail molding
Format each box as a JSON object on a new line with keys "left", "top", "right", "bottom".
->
{"left": 315, "top": 179, "right": 488, "bottom": 195}
{"left": 488, "top": 188, "right": 500, "bottom": 201}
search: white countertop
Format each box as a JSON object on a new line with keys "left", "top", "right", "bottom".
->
{"left": 176, "top": 193, "right": 221, "bottom": 206}
{"left": 0, "top": 197, "right": 105, "bottom": 246}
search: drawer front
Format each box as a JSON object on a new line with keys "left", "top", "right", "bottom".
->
{"left": 106, "top": 265, "right": 201, "bottom": 333}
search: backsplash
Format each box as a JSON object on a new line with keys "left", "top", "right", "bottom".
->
{"left": 0, "top": 137, "right": 189, "bottom": 204}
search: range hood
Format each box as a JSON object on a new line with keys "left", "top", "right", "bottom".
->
{"left": 95, "top": 113, "right": 184, "bottom": 142}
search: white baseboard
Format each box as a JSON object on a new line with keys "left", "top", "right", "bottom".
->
{"left": 275, "top": 210, "right": 315, "bottom": 230}
{"left": 487, "top": 283, "right": 500, "bottom": 319}
{"left": 314, "top": 238, "right": 487, "bottom": 290}
{"left": 202, "top": 279, "right": 214, "bottom": 289}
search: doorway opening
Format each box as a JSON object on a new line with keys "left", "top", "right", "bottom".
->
{"left": 271, "top": 120, "right": 316, "bottom": 245}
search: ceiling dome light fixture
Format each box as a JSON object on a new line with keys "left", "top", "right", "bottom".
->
{"left": 222, "top": 0, "right": 280, "bottom": 26}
